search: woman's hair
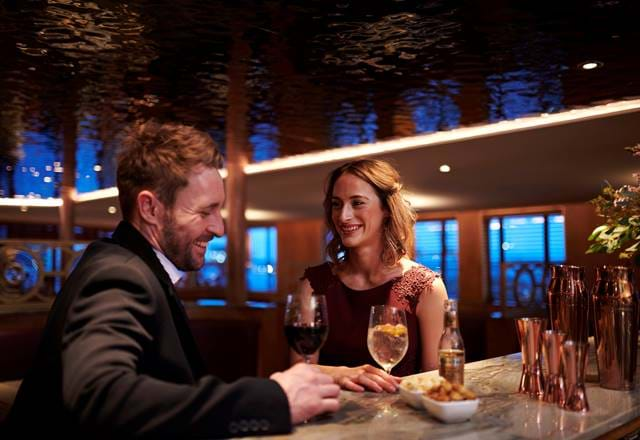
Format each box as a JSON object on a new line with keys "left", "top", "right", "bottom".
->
{"left": 116, "top": 120, "right": 223, "bottom": 221}
{"left": 323, "top": 158, "right": 416, "bottom": 266}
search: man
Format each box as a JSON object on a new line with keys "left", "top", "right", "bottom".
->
{"left": 4, "top": 121, "right": 340, "bottom": 437}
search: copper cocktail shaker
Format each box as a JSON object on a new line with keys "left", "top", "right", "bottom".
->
{"left": 592, "top": 266, "right": 639, "bottom": 390}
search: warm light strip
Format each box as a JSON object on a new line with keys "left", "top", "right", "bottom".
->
{"left": 0, "top": 197, "right": 63, "bottom": 207}
{"left": 71, "top": 169, "right": 228, "bottom": 203}
{"left": 73, "top": 186, "right": 119, "bottom": 203}
{"left": 244, "top": 98, "right": 640, "bottom": 174}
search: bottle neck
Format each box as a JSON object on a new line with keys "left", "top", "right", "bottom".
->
{"left": 445, "top": 311, "right": 459, "bottom": 329}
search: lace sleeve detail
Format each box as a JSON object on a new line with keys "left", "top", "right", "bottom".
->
{"left": 391, "top": 266, "right": 439, "bottom": 311}
{"left": 301, "top": 262, "right": 334, "bottom": 296}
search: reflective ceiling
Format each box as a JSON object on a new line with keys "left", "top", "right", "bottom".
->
{"left": 1, "top": 0, "right": 639, "bottom": 198}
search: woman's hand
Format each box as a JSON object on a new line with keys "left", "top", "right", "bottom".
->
{"left": 319, "top": 364, "right": 401, "bottom": 393}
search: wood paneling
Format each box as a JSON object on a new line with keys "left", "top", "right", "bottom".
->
{"left": 276, "top": 219, "right": 325, "bottom": 298}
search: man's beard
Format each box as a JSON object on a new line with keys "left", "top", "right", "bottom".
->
{"left": 160, "top": 212, "right": 203, "bottom": 272}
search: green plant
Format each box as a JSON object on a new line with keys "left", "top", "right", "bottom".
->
{"left": 587, "top": 145, "right": 640, "bottom": 264}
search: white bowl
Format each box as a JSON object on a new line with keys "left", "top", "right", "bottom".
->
{"left": 421, "top": 395, "right": 479, "bottom": 423}
{"left": 399, "top": 375, "right": 443, "bottom": 409}
{"left": 399, "top": 385, "right": 424, "bottom": 409}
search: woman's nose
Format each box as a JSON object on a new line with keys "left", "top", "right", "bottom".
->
{"left": 339, "top": 205, "right": 353, "bottom": 221}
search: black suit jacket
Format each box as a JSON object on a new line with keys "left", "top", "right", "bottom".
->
{"left": 4, "top": 221, "right": 291, "bottom": 438}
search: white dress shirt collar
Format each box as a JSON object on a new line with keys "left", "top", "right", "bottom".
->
{"left": 152, "top": 248, "right": 185, "bottom": 286}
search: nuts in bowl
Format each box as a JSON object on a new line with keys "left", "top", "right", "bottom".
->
{"left": 421, "top": 379, "right": 479, "bottom": 423}
{"left": 424, "top": 380, "right": 477, "bottom": 402}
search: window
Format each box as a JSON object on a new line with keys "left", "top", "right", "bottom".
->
{"left": 198, "top": 235, "right": 228, "bottom": 288}
{"left": 487, "top": 213, "right": 566, "bottom": 307}
{"left": 414, "top": 219, "right": 459, "bottom": 299}
{"left": 194, "top": 227, "right": 278, "bottom": 292}
{"left": 246, "top": 226, "right": 277, "bottom": 292}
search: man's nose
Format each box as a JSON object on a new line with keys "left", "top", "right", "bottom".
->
{"left": 207, "top": 214, "right": 225, "bottom": 237}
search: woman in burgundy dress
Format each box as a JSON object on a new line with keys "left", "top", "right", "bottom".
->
{"left": 292, "top": 159, "right": 448, "bottom": 393}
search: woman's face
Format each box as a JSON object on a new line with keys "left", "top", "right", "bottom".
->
{"left": 331, "top": 172, "right": 387, "bottom": 250}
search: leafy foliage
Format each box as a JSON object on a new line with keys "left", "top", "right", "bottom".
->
{"left": 587, "top": 144, "right": 640, "bottom": 264}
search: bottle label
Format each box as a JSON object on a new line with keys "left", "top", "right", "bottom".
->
{"left": 439, "top": 349, "right": 464, "bottom": 384}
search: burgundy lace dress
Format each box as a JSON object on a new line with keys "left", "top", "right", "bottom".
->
{"left": 302, "top": 262, "right": 438, "bottom": 376}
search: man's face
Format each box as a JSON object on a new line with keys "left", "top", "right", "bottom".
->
{"left": 159, "top": 166, "right": 225, "bottom": 272}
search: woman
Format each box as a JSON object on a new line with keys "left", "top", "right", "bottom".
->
{"left": 293, "top": 158, "right": 448, "bottom": 393}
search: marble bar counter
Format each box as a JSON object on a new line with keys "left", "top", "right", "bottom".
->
{"left": 245, "top": 353, "right": 640, "bottom": 440}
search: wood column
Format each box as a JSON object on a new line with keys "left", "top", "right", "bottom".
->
{"left": 457, "top": 211, "right": 486, "bottom": 304}
{"left": 59, "top": 117, "right": 77, "bottom": 240}
{"left": 225, "top": 28, "right": 250, "bottom": 306}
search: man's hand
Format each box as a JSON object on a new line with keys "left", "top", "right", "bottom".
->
{"left": 270, "top": 363, "right": 340, "bottom": 424}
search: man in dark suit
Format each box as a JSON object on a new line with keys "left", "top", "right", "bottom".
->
{"left": 3, "top": 121, "right": 339, "bottom": 438}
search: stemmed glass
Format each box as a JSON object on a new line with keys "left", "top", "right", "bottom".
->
{"left": 284, "top": 294, "right": 329, "bottom": 364}
{"left": 367, "top": 305, "right": 408, "bottom": 375}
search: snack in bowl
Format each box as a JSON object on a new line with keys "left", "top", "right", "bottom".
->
{"left": 421, "top": 379, "right": 479, "bottom": 423}
{"left": 399, "top": 375, "right": 443, "bottom": 409}
{"left": 425, "top": 380, "right": 477, "bottom": 401}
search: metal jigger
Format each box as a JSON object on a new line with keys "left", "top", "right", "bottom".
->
{"left": 542, "top": 330, "right": 566, "bottom": 405}
{"left": 515, "top": 317, "right": 546, "bottom": 399}
{"left": 562, "top": 340, "right": 590, "bottom": 412}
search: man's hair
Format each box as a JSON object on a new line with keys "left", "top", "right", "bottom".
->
{"left": 323, "top": 158, "right": 416, "bottom": 266}
{"left": 116, "top": 120, "right": 223, "bottom": 220}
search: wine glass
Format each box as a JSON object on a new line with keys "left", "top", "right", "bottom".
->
{"left": 367, "top": 305, "right": 408, "bottom": 375}
{"left": 284, "top": 294, "right": 329, "bottom": 364}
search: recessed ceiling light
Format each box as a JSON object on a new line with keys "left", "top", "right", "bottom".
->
{"left": 107, "top": 206, "right": 117, "bottom": 214}
{"left": 93, "top": 165, "right": 102, "bottom": 172}
{"left": 439, "top": 164, "right": 451, "bottom": 173}
{"left": 580, "top": 61, "right": 603, "bottom": 70}
{"left": 20, "top": 206, "right": 28, "bottom": 213}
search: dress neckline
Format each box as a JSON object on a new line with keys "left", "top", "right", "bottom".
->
{"left": 333, "top": 265, "right": 423, "bottom": 293}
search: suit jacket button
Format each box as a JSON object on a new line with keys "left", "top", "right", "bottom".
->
{"left": 259, "top": 419, "right": 270, "bottom": 431}
{"left": 239, "top": 420, "right": 249, "bottom": 432}
{"left": 249, "top": 419, "right": 259, "bottom": 431}
{"left": 229, "top": 421, "right": 239, "bottom": 434}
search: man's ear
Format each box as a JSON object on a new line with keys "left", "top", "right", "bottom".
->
{"left": 136, "top": 190, "right": 164, "bottom": 226}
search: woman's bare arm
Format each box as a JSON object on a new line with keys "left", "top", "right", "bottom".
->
{"left": 416, "top": 276, "right": 448, "bottom": 372}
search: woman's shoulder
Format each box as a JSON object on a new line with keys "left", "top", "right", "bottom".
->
{"left": 391, "top": 260, "right": 441, "bottom": 306}
{"left": 301, "top": 262, "right": 338, "bottom": 295}
{"left": 302, "top": 261, "right": 334, "bottom": 279}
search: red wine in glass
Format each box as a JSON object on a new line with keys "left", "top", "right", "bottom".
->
{"left": 284, "top": 294, "right": 329, "bottom": 363}
{"left": 284, "top": 324, "right": 328, "bottom": 357}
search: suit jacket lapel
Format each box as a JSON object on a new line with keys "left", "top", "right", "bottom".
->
{"left": 110, "top": 221, "right": 207, "bottom": 379}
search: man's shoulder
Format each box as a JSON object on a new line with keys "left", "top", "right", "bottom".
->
{"left": 76, "top": 239, "right": 157, "bottom": 282}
